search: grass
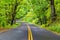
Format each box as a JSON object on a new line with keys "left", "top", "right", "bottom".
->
{"left": 0, "top": 22, "right": 20, "bottom": 29}
{"left": 47, "top": 22, "right": 60, "bottom": 33}
{"left": 39, "top": 19, "right": 60, "bottom": 34}
{"left": 0, "top": 22, "right": 20, "bottom": 32}
{"left": 44, "top": 19, "right": 60, "bottom": 34}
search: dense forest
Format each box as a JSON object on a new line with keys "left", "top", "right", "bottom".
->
{"left": 0, "top": 0, "right": 60, "bottom": 33}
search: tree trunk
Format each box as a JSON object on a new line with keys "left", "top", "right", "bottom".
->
{"left": 11, "top": 0, "right": 18, "bottom": 25}
{"left": 50, "top": 0, "right": 56, "bottom": 22}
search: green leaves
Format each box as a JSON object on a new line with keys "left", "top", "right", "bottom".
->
{"left": 0, "top": 0, "right": 60, "bottom": 27}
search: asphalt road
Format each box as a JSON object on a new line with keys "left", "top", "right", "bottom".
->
{"left": 0, "top": 22, "right": 60, "bottom": 40}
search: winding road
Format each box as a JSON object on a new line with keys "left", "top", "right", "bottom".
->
{"left": 0, "top": 22, "right": 60, "bottom": 40}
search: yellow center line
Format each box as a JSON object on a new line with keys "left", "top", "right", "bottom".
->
{"left": 27, "top": 24, "right": 33, "bottom": 40}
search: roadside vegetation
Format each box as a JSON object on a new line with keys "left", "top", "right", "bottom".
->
{"left": 48, "top": 20, "right": 60, "bottom": 33}
{"left": 0, "top": 0, "right": 60, "bottom": 33}
{"left": 0, "top": 22, "right": 20, "bottom": 29}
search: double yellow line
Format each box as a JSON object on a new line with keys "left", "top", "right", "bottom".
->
{"left": 27, "top": 25, "right": 33, "bottom": 40}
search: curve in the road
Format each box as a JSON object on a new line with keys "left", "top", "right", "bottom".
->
{"left": 0, "top": 22, "right": 60, "bottom": 40}
{"left": 28, "top": 23, "right": 60, "bottom": 40}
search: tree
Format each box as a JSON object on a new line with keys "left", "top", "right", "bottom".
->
{"left": 50, "top": 0, "right": 56, "bottom": 22}
{"left": 11, "top": 0, "right": 19, "bottom": 25}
